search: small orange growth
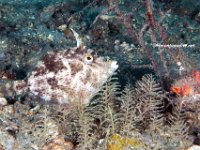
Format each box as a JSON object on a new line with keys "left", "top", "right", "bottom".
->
{"left": 192, "top": 71, "right": 200, "bottom": 84}
{"left": 171, "top": 86, "right": 181, "bottom": 95}
{"left": 171, "top": 85, "right": 193, "bottom": 97}
{"left": 180, "top": 85, "right": 193, "bottom": 96}
{"left": 170, "top": 70, "right": 200, "bottom": 97}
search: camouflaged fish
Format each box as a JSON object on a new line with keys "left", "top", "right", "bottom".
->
{"left": 2, "top": 29, "right": 118, "bottom": 104}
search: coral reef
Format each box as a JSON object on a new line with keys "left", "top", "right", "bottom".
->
{"left": 0, "top": 74, "right": 197, "bottom": 149}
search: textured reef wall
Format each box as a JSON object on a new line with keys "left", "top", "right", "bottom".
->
{"left": 0, "top": 0, "right": 200, "bottom": 149}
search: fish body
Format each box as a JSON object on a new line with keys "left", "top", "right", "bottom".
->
{"left": 2, "top": 29, "right": 118, "bottom": 104}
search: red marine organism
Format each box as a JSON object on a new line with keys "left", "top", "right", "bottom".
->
{"left": 171, "top": 85, "right": 193, "bottom": 97}
{"left": 192, "top": 70, "right": 200, "bottom": 84}
{"left": 170, "top": 70, "right": 200, "bottom": 97}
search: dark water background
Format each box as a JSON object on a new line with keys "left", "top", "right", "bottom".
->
{"left": 0, "top": 0, "right": 199, "bottom": 83}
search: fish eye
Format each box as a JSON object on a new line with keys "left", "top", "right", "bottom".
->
{"left": 84, "top": 54, "right": 93, "bottom": 64}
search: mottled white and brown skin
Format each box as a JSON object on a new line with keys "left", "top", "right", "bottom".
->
{"left": 13, "top": 46, "right": 118, "bottom": 104}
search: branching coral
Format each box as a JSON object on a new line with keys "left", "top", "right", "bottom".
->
{"left": 134, "top": 74, "right": 166, "bottom": 129}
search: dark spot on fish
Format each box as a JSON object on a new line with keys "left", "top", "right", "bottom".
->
{"left": 33, "top": 89, "right": 43, "bottom": 95}
{"left": 64, "top": 49, "right": 79, "bottom": 59}
{"left": 36, "top": 79, "right": 46, "bottom": 87}
{"left": 33, "top": 66, "right": 46, "bottom": 76}
{"left": 63, "top": 50, "right": 75, "bottom": 58}
{"left": 68, "top": 62, "right": 83, "bottom": 75}
{"left": 42, "top": 53, "right": 64, "bottom": 73}
{"left": 47, "top": 77, "right": 58, "bottom": 89}
{"left": 65, "top": 46, "right": 86, "bottom": 58}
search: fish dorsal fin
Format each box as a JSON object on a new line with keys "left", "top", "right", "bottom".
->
{"left": 69, "top": 28, "right": 84, "bottom": 48}
{"left": 57, "top": 25, "right": 85, "bottom": 49}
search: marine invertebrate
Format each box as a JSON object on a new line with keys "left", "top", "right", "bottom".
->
{"left": 167, "top": 108, "right": 192, "bottom": 149}
{"left": 134, "top": 74, "right": 165, "bottom": 129}
{"left": 1, "top": 28, "right": 118, "bottom": 105}
{"left": 170, "top": 71, "right": 200, "bottom": 146}
{"left": 107, "top": 134, "right": 145, "bottom": 150}
{"left": 171, "top": 85, "right": 193, "bottom": 97}
{"left": 192, "top": 70, "right": 200, "bottom": 84}
{"left": 170, "top": 70, "right": 200, "bottom": 97}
